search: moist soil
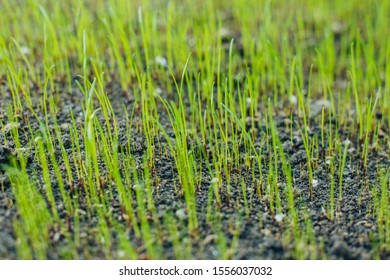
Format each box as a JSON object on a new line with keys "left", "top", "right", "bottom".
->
{"left": 0, "top": 75, "right": 389, "bottom": 260}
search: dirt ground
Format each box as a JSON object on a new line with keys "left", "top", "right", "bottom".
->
{"left": 1, "top": 80, "right": 389, "bottom": 260}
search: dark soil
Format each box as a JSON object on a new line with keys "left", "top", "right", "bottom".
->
{"left": 1, "top": 78, "right": 389, "bottom": 260}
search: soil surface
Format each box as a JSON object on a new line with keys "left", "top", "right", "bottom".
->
{"left": 1, "top": 79, "right": 389, "bottom": 260}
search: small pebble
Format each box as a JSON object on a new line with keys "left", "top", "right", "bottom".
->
{"left": 175, "top": 208, "right": 187, "bottom": 220}
{"left": 155, "top": 56, "right": 168, "bottom": 67}
{"left": 274, "top": 213, "right": 285, "bottom": 222}
{"left": 20, "top": 46, "right": 31, "bottom": 55}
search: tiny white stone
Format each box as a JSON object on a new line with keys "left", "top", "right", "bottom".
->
{"left": 246, "top": 97, "right": 251, "bottom": 104}
{"left": 60, "top": 123, "right": 71, "bottom": 130}
{"left": 3, "top": 122, "right": 20, "bottom": 133}
{"left": 211, "top": 177, "right": 219, "bottom": 183}
{"left": 154, "top": 87, "right": 163, "bottom": 97}
{"left": 289, "top": 95, "right": 298, "bottom": 105}
{"left": 175, "top": 208, "right": 187, "bottom": 220}
{"left": 20, "top": 46, "right": 30, "bottom": 55}
{"left": 275, "top": 213, "right": 285, "bottom": 222}
{"left": 118, "top": 250, "right": 125, "bottom": 258}
{"left": 53, "top": 232, "right": 61, "bottom": 242}
{"left": 312, "top": 179, "right": 319, "bottom": 187}
{"left": 311, "top": 99, "right": 331, "bottom": 115}
{"left": 332, "top": 21, "right": 344, "bottom": 33}
{"left": 343, "top": 139, "right": 351, "bottom": 146}
{"left": 218, "top": 27, "right": 230, "bottom": 37}
{"left": 155, "top": 56, "right": 168, "bottom": 67}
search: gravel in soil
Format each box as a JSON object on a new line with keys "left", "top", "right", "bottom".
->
{"left": 0, "top": 85, "right": 389, "bottom": 260}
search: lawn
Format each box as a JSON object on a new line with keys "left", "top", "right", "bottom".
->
{"left": 0, "top": 0, "right": 389, "bottom": 259}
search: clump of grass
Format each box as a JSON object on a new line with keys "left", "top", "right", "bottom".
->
{"left": 3, "top": 159, "right": 53, "bottom": 259}
{"left": 370, "top": 168, "right": 390, "bottom": 256}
